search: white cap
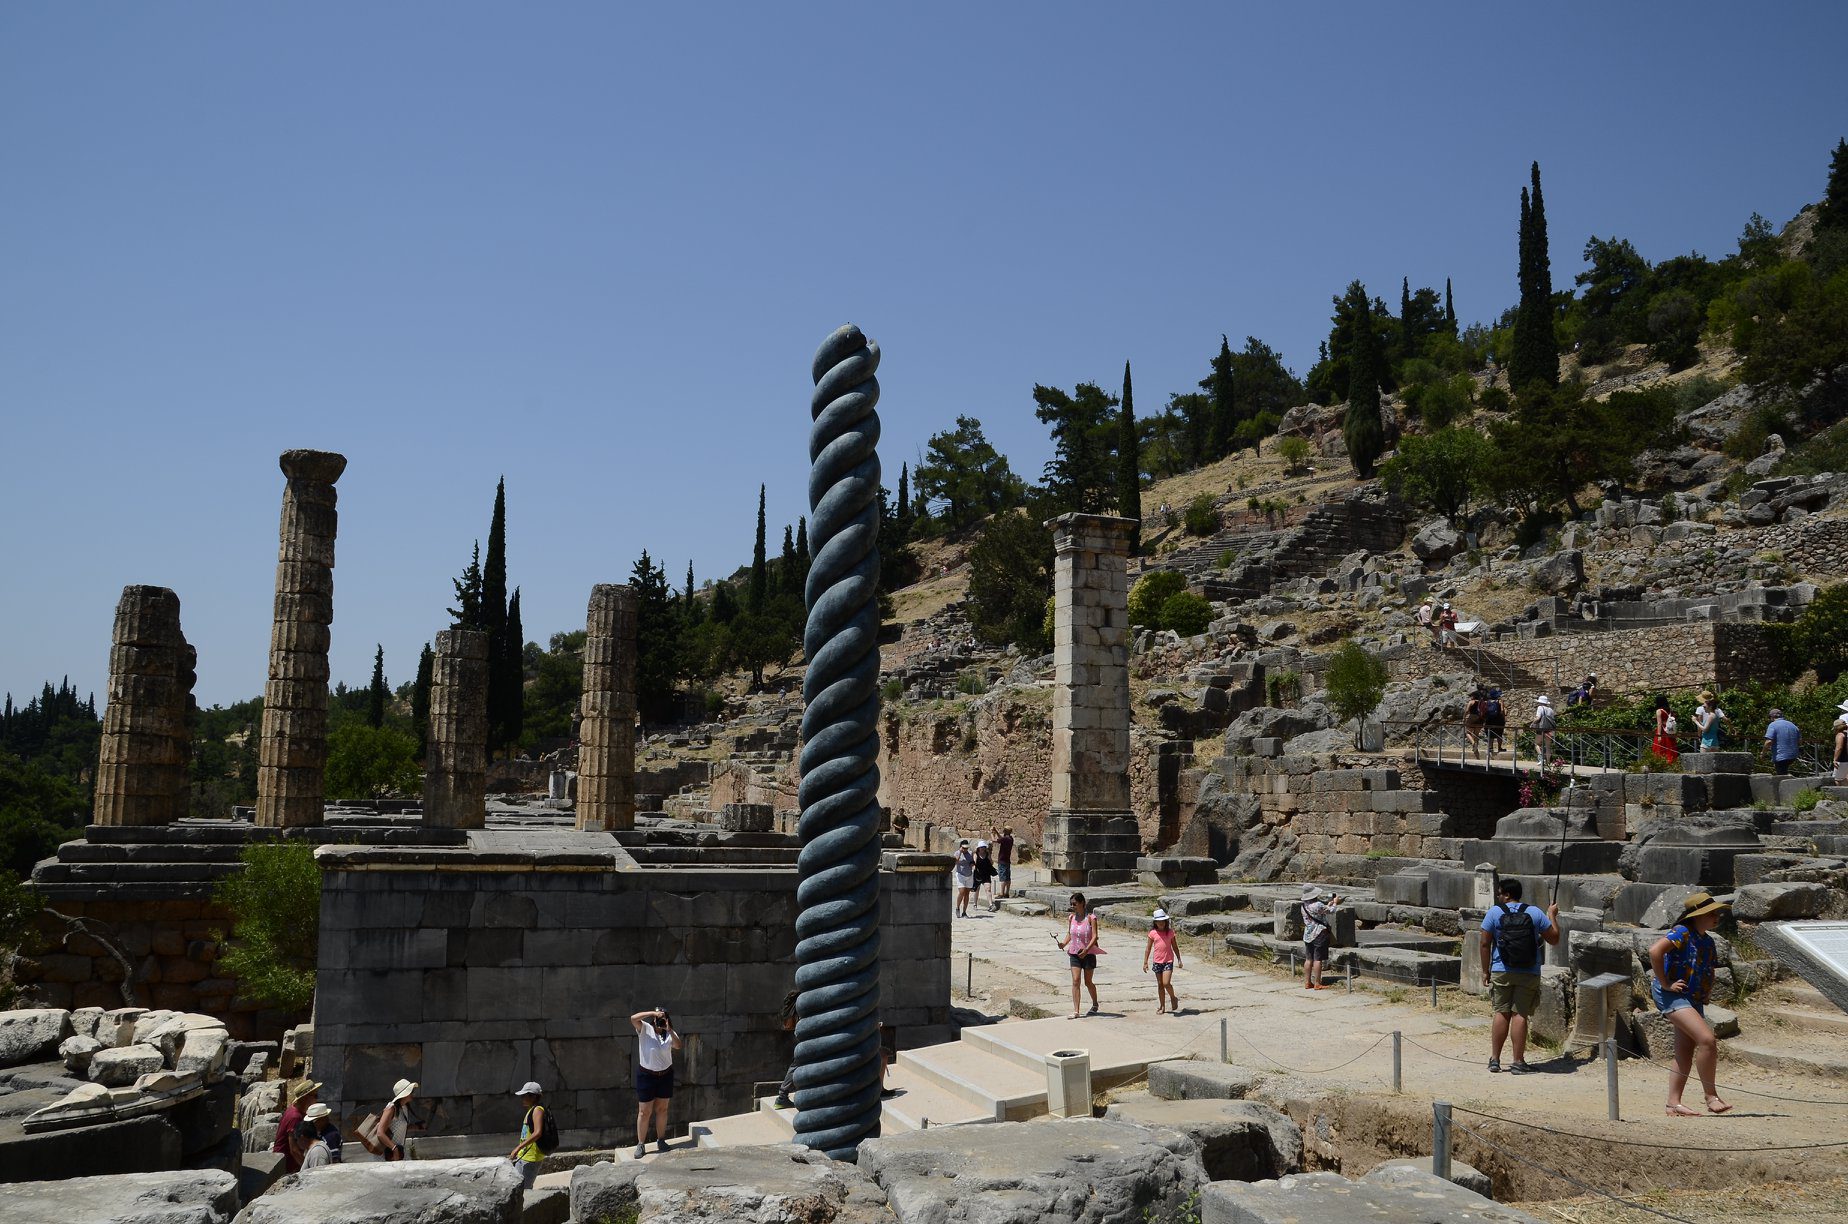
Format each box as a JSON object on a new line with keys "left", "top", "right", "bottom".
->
{"left": 1537, "top": 695, "right": 1552, "bottom": 706}
{"left": 515, "top": 1081, "right": 542, "bottom": 1096}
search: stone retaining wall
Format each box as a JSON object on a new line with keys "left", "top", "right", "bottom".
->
{"left": 311, "top": 847, "right": 952, "bottom": 1146}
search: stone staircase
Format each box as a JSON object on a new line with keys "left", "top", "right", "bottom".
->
{"left": 1144, "top": 490, "right": 1407, "bottom": 605}
{"left": 687, "top": 1015, "right": 1174, "bottom": 1149}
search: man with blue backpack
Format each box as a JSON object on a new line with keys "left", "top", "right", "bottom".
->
{"left": 1478, "top": 879, "right": 1560, "bottom": 1074}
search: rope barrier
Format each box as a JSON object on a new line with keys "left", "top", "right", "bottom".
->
{"left": 1451, "top": 1121, "right": 1699, "bottom": 1224}
{"left": 1449, "top": 1104, "right": 1848, "bottom": 1153}
{"left": 1227, "top": 1029, "right": 1391, "bottom": 1075}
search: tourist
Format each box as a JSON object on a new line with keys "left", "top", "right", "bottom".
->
{"left": 1763, "top": 708, "right": 1801, "bottom": 776}
{"left": 993, "top": 826, "right": 1015, "bottom": 903}
{"left": 1651, "top": 695, "right": 1679, "bottom": 766}
{"left": 1567, "top": 674, "right": 1598, "bottom": 708}
{"left": 972, "top": 841, "right": 996, "bottom": 910}
{"left": 1417, "top": 600, "right": 1436, "bottom": 646}
{"left": 773, "top": 989, "right": 798, "bottom": 1109}
{"left": 1693, "top": 691, "right": 1729, "bottom": 751}
{"left": 1053, "top": 892, "right": 1102, "bottom": 1019}
{"left": 1479, "top": 879, "right": 1559, "bottom": 1074}
{"left": 1142, "top": 908, "right": 1182, "bottom": 1014}
{"left": 1648, "top": 892, "right": 1733, "bottom": 1116}
{"left": 295, "top": 1121, "right": 330, "bottom": 1170}
{"left": 1484, "top": 688, "right": 1506, "bottom": 756}
{"left": 631, "top": 1007, "right": 681, "bottom": 1158}
{"left": 272, "top": 1079, "right": 318, "bottom": 1173}
{"left": 1834, "top": 701, "right": 1848, "bottom": 783}
{"left": 1438, "top": 602, "right": 1459, "bottom": 648}
{"left": 303, "top": 1102, "right": 342, "bottom": 1164}
{"left": 1531, "top": 695, "right": 1557, "bottom": 765}
{"left": 509, "top": 1082, "right": 550, "bottom": 1192}
{"left": 952, "top": 839, "right": 974, "bottom": 917}
{"left": 374, "top": 1079, "right": 417, "bottom": 1161}
{"left": 1301, "top": 885, "right": 1342, "bottom": 991}
{"left": 1463, "top": 689, "right": 1487, "bottom": 759}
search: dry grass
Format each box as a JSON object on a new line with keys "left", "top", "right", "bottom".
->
{"left": 1521, "top": 1177, "right": 1848, "bottom": 1223}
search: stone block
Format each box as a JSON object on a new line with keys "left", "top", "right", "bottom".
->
{"left": 1104, "top": 1096, "right": 1302, "bottom": 1180}
{"left": 1733, "top": 881, "right": 1832, "bottom": 921}
{"left": 1203, "top": 1168, "right": 1540, "bottom": 1223}
{"left": 1273, "top": 900, "right": 1303, "bottom": 940}
{"left": 1531, "top": 965, "right": 1573, "bottom": 1045}
{"left": 1368, "top": 1158, "right": 1495, "bottom": 1202}
{"left": 89, "top": 1042, "right": 164, "bottom": 1086}
{"left": 1148, "top": 1059, "right": 1263, "bottom": 1101}
{"left": 0, "top": 1168, "right": 237, "bottom": 1224}
{"left": 233, "top": 1156, "right": 522, "bottom": 1223}
{"left": 1685, "top": 751, "right": 1754, "bottom": 775}
{"left": 0, "top": 1008, "right": 73, "bottom": 1068}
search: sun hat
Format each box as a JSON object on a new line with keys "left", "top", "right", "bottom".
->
{"left": 303, "top": 1103, "right": 331, "bottom": 1121}
{"left": 1300, "top": 883, "right": 1323, "bottom": 901}
{"left": 1836, "top": 698, "right": 1848, "bottom": 715}
{"left": 976, "top": 840, "right": 988, "bottom": 849}
{"left": 515, "top": 1081, "right": 543, "bottom": 1097}
{"left": 391, "top": 1079, "right": 417, "bottom": 1103}
{"left": 1152, "top": 908, "right": 1169, "bottom": 922}
{"left": 1678, "top": 892, "right": 1731, "bottom": 921}
{"left": 1699, "top": 690, "right": 1716, "bottom": 703}
{"left": 292, "top": 1079, "right": 321, "bottom": 1103}
{"left": 1536, "top": 695, "right": 1551, "bottom": 706}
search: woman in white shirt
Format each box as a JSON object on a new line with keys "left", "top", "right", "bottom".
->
{"left": 630, "top": 1008, "right": 683, "bottom": 1159}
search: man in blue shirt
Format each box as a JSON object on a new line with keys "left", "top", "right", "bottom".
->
{"left": 1478, "top": 879, "right": 1559, "bottom": 1074}
{"left": 1764, "top": 709, "right": 1801, "bottom": 776}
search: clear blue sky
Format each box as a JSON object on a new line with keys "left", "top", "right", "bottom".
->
{"left": 3, "top": 5, "right": 1843, "bottom": 708}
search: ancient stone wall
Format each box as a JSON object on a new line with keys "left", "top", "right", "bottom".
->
{"left": 257, "top": 449, "right": 346, "bottom": 829}
{"left": 424, "top": 629, "right": 488, "bottom": 829}
{"left": 577, "top": 585, "right": 637, "bottom": 832}
{"left": 312, "top": 849, "right": 952, "bottom": 1146}
{"left": 1756, "top": 516, "right": 1848, "bottom": 576}
{"left": 92, "top": 586, "right": 195, "bottom": 827}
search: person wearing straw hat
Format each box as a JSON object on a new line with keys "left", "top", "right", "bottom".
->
{"left": 1142, "top": 909, "right": 1184, "bottom": 1014}
{"left": 1832, "top": 699, "right": 1848, "bottom": 784}
{"left": 303, "top": 1102, "right": 342, "bottom": 1164}
{"left": 1300, "top": 885, "right": 1342, "bottom": 990}
{"left": 1648, "top": 892, "right": 1733, "bottom": 1116}
{"left": 270, "top": 1079, "right": 319, "bottom": 1173}
{"left": 1693, "top": 690, "right": 1728, "bottom": 751}
{"left": 375, "top": 1079, "right": 418, "bottom": 1161}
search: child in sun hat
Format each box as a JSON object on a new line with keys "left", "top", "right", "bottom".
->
{"left": 1142, "top": 909, "right": 1183, "bottom": 1014}
{"left": 1301, "top": 884, "right": 1342, "bottom": 990}
{"left": 1648, "top": 892, "right": 1733, "bottom": 1117}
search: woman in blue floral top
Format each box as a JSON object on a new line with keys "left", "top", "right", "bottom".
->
{"left": 1647, "top": 892, "right": 1732, "bottom": 1116}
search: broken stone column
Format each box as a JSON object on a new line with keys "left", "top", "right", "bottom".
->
{"left": 424, "top": 629, "right": 489, "bottom": 829}
{"left": 577, "top": 584, "right": 637, "bottom": 832}
{"left": 93, "top": 586, "right": 196, "bottom": 827}
{"left": 1043, "top": 513, "right": 1140, "bottom": 886}
{"left": 256, "top": 449, "right": 347, "bottom": 829}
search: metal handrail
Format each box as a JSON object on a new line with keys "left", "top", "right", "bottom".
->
{"left": 1410, "top": 722, "right": 1835, "bottom": 777}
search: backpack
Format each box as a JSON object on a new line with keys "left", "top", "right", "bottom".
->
{"left": 1485, "top": 699, "right": 1503, "bottom": 724}
{"left": 1663, "top": 714, "right": 1678, "bottom": 735}
{"left": 1535, "top": 706, "right": 1556, "bottom": 732}
{"left": 530, "top": 1106, "right": 559, "bottom": 1156}
{"left": 1495, "top": 902, "right": 1539, "bottom": 969}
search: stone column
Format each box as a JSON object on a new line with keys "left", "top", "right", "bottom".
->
{"left": 424, "top": 629, "right": 488, "bottom": 829}
{"left": 577, "top": 584, "right": 637, "bottom": 832}
{"left": 256, "top": 449, "right": 347, "bottom": 829}
{"left": 93, "top": 586, "right": 196, "bottom": 827}
{"left": 1043, "top": 513, "right": 1140, "bottom": 886}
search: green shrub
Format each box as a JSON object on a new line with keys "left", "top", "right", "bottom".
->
{"left": 1128, "top": 571, "right": 1187, "bottom": 629}
{"left": 1277, "top": 435, "right": 1312, "bottom": 473}
{"left": 1216, "top": 550, "right": 1235, "bottom": 571}
{"left": 955, "top": 672, "right": 987, "bottom": 696}
{"left": 1725, "top": 401, "right": 1791, "bottom": 461}
{"left": 1324, "top": 640, "right": 1388, "bottom": 734}
{"left": 1183, "top": 493, "right": 1219, "bottom": 536}
{"left": 1792, "top": 788, "right": 1823, "bottom": 812}
{"left": 1159, "top": 592, "right": 1214, "bottom": 637}
{"left": 880, "top": 678, "right": 904, "bottom": 702}
{"left": 1795, "top": 584, "right": 1848, "bottom": 682}
{"left": 214, "top": 842, "right": 320, "bottom": 1014}
{"left": 324, "top": 723, "right": 419, "bottom": 801}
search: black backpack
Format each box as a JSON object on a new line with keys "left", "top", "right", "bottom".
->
{"left": 530, "top": 1106, "right": 559, "bottom": 1156}
{"left": 1495, "top": 902, "right": 1538, "bottom": 968}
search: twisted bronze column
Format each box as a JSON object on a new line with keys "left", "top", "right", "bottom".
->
{"left": 791, "top": 324, "right": 885, "bottom": 1159}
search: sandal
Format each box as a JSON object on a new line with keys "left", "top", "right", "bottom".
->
{"left": 1665, "top": 1103, "right": 1701, "bottom": 1117}
{"left": 1706, "top": 1098, "right": 1733, "bottom": 1115}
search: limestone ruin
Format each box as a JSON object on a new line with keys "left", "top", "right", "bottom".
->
{"left": 91, "top": 587, "right": 195, "bottom": 828}
{"left": 421, "top": 628, "right": 488, "bottom": 830}
{"left": 576, "top": 583, "right": 637, "bottom": 833}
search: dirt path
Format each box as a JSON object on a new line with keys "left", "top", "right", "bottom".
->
{"left": 950, "top": 902, "right": 1848, "bottom": 1209}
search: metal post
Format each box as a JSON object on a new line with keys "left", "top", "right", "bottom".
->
{"left": 1219, "top": 1017, "right": 1228, "bottom": 1064}
{"left": 1392, "top": 1031, "right": 1402, "bottom": 1093}
{"left": 965, "top": 952, "right": 973, "bottom": 1000}
{"left": 1346, "top": 963, "right": 1354, "bottom": 993}
{"left": 1431, "top": 1101, "right": 1452, "bottom": 1180}
{"left": 1605, "top": 1036, "right": 1620, "bottom": 1121}
{"left": 1430, "top": 978, "right": 1439, "bottom": 1008}
{"left": 921, "top": 1117, "right": 929, "bottom": 1130}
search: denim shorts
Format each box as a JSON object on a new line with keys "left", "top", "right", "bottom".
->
{"left": 1650, "top": 979, "right": 1702, "bottom": 1017}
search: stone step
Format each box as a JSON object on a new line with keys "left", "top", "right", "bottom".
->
{"left": 1773, "top": 1006, "right": 1848, "bottom": 1039}
{"left": 57, "top": 842, "right": 248, "bottom": 864}
{"left": 691, "top": 1108, "right": 790, "bottom": 1149}
{"left": 1721, "top": 1039, "right": 1848, "bottom": 1080}
{"left": 880, "top": 1068, "right": 990, "bottom": 1132}
{"left": 30, "top": 861, "right": 242, "bottom": 883}
{"left": 899, "top": 1041, "right": 1042, "bottom": 1120}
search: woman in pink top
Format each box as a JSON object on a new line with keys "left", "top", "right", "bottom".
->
{"left": 1053, "top": 892, "right": 1102, "bottom": 1019}
{"left": 1143, "top": 908, "right": 1183, "bottom": 1014}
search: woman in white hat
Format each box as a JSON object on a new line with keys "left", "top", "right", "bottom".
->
{"left": 1531, "top": 694, "right": 1557, "bottom": 765}
{"left": 1142, "top": 909, "right": 1183, "bottom": 1014}
{"left": 1833, "top": 700, "right": 1848, "bottom": 784}
{"left": 374, "top": 1079, "right": 417, "bottom": 1161}
{"left": 1301, "top": 885, "right": 1342, "bottom": 990}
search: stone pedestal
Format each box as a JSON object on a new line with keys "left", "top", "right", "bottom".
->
{"left": 1044, "top": 514, "right": 1139, "bottom": 885}
{"left": 256, "top": 449, "right": 346, "bottom": 829}
{"left": 93, "top": 586, "right": 196, "bottom": 827}
{"left": 424, "top": 629, "right": 488, "bottom": 830}
{"left": 577, "top": 585, "right": 637, "bottom": 833}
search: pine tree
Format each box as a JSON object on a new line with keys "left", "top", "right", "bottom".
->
{"left": 412, "top": 643, "right": 434, "bottom": 759}
{"left": 502, "top": 588, "right": 524, "bottom": 750}
{"left": 1511, "top": 162, "right": 1558, "bottom": 390}
{"left": 1115, "top": 360, "right": 1141, "bottom": 554}
{"left": 1821, "top": 137, "right": 1848, "bottom": 232}
{"left": 1206, "top": 336, "right": 1238, "bottom": 458}
{"left": 367, "top": 645, "right": 387, "bottom": 729}
{"left": 748, "top": 485, "right": 768, "bottom": 614}
{"left": 778, "top": 524, "right": 798, "bottom": 596}
{"left": 1344, "top": 293, "right": 1385, "bottom": 477}
{"left": 683, "top": 562, "right": 702, "bottom": 626}
{"left": 1444, "top": 278, "right": 1457, "bottom": 334}
{"left": 449, "top": 542, "right": 483, "bottom": 629}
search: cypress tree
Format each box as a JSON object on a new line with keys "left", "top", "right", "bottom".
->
{"left": 367, "top": 645, "right": 386, "bottom": 729}
{"left": 1399, "top": 277, "right": 1414, "bottom": 360}
{"left": 412, "top": 643, "right": 434, "bottom": 759}
{"left": 683, "top": 562, "right": 702, "bottom": 626}
{"left": 1444, "top": 278, "right": 1457, "bottom": 335}
{"left": 1206, "top": 336, "right": 1237, "bottom": 458}
{"left": 779, "top": 524, "right": 797, "bottom": 596}
{"left": 1344, "top": 293, "right": 1385, "bottom": 477}
{"left": 895, "top": 463, "right": 911, "bottom": 538}
{"left": 502, "top": 588, "right": 524, "bottom": 750}
{"left": 1115, "top": 360, "right": 1141, "bottom": 554}
{"left": 482, "top": 478, "right": 511, "bottom": 753}
{"left": 1820, "top": 137, "right": 1848, "bottom": 232}
{"left": 748, "top": 484, "right": 768, "bottom": 614}
{"left": 795, "top": 517, "right": 810, "bottom": 595}
{"left": 1511, "top": 162, "right": 1558, "bottom": 390}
